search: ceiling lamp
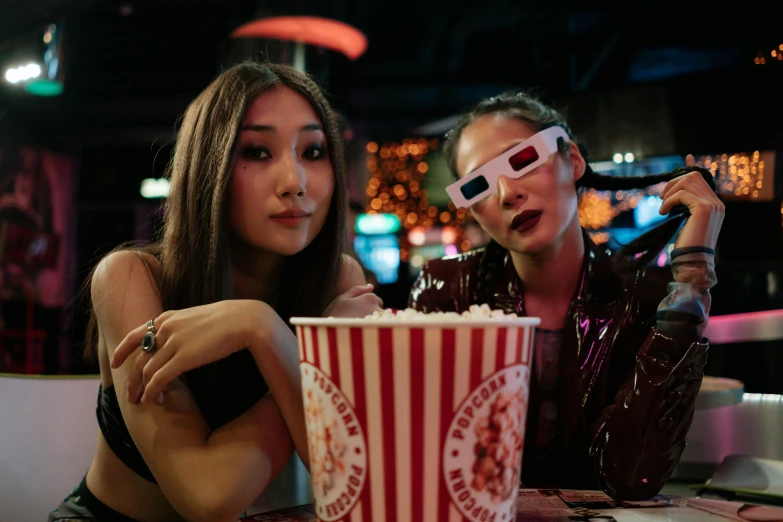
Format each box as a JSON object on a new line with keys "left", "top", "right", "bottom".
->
{"left": 231, "top": 16, "right": 367, "bottom": 72}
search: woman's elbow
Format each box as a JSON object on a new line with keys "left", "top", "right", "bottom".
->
{"left": 195, "top": 506, "right": 246, "bottom": 522}
{"left": 175, "top": 495, "right": 246, "bottom": 522}
{"left": 170, "top": 479, "right": 256, "bottom": 522}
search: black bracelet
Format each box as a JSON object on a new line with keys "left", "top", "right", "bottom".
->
{"left": 670, "top": 246, "right": 715, "bottom": 260}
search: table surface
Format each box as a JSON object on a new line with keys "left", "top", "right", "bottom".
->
{"left": 242, "top": 489, "right": 783, "bottom": 521}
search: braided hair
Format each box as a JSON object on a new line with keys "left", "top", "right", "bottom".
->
{"left": 443, "top": 91, "right": 716, "bottom": 276}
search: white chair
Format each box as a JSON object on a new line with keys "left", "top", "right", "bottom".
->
{"left": 0, "top": 373, "right": 100, "bottom": 522}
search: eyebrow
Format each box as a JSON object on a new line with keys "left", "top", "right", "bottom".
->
{"left": 239, "top": 123, "right": 324, "bottom": 133}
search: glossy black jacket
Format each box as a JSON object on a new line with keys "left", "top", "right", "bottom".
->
{"left": 409, "top": 234, "right": 708, "bottom": 500}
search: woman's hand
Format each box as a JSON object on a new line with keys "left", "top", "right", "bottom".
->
{"left": 111, "top": 299, "right": 280, "bottom": 404}
{"left": 324, "top": 284, "right": 384, "bottom": 318}
{"left": 659, "top": 155, "right": 725, "bottom": 250}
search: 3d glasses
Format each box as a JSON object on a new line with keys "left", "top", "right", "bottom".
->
{"left": 445, "top": 126, "right": 569, "bottom": 208}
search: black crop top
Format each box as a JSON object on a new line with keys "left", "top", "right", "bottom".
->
{"left": 96, "top": 349, "right": 269, "bottom": 483}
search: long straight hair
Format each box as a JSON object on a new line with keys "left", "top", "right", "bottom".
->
{"left": 82, "top": 62, "right": 347, "bottom": 357}
{"left": 443, "top": 91, "right": 716, "bottom": 271}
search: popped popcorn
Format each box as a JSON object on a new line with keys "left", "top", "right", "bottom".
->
{"left": 365, "top": 304, "right": 518, "bottom": 321}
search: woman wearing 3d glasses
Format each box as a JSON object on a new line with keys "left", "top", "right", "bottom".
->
{"left": 409, "top": 92, "right": 724, "bottom": 500}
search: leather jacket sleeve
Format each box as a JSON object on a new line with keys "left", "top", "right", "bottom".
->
{"left": 408, "top": 262, "right": 435, "bottom": 311}
{"left": 588, "top": 327, "right": 708, "bottom": 499}
{"left": 408, "top": 253, "right": 478, "bottom": 313}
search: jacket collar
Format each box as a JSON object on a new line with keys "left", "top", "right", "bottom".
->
{"left": 490, "top": 230, "right": 620, "bottom": 316}
{"left": 487, "top": 230, "right": 623, "bottom": 445}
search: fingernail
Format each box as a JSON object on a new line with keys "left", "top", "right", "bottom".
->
{"left": 156, "top": 393, "right": 164, "bottom": 405}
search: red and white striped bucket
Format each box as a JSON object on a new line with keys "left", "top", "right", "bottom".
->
{"left": 291, "top": 317, "right": 539, "bottom": 522}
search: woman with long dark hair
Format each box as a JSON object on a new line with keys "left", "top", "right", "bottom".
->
{"left": 410, "top": 91, "right": 723, "bottom": 500}
{"left": 50, "top": 62, "right": 381, "bottom": 522}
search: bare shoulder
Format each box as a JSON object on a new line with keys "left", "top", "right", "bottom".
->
{"left": 91, "top": 249, "right": 163, "bottom": 322}
{"left": 338, "top": 253, "right": 366, "bottom": 293}
{"left": 92, "top": 250, "right": 161, "bottom": 297}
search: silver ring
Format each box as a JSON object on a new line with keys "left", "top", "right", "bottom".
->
{"left": 141, "top": 319, "right": 157, "bottom": 353}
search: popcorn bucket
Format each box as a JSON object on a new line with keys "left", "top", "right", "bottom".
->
{"left": 291, "top": 310, "right": 539, "bottom": 522}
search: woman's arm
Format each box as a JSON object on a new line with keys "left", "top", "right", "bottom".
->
{"left": 339, "top": 254, "right": 368, "bottom": 290}
{"left": 589, "top": 167, "right": 723, "bottom": 499}
{"left": 109, "top": 253, "right": 384, "bottom": 495}
{"left": 322, "top": 255, "right": 383, "bottom": 317}
{"left": 588, "top": 257, "right": 716, "bottom": 499}
{"left": 587, "top": 326, "right": 708, "bottom": 500}
{"left": 94, "top": 251, "right": 294, "bottom": 522}
{"left": 249, "top": 255, "right": 379, "bottom": 468}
